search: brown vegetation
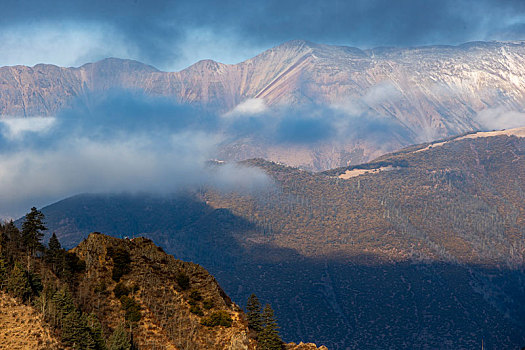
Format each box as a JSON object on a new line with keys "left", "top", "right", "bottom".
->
{"left": 0, "top": 291, "right": 64, "bottom": 349}
{"left": 37, "top": 132, "right": 525, "bottom": 349}
{"left": 72, "top": 233, "right": 256, "bottom": 350}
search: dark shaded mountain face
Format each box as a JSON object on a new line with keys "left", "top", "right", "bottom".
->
{"left": 35, "top": 130, "right": 525, "bottom": 349}
{"left": 2, "top": 40, "right": 525, "bottom": 169}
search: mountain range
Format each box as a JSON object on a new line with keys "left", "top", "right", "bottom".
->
{"left": 2, "top": 40, "right": 525, "bottom": 169}
{"left": 33, "top": 128, "right": 525, "bottom": 349}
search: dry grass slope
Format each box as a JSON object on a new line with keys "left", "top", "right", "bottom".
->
{"left": 0, "top": 291, "right": 64, "bottom": 350}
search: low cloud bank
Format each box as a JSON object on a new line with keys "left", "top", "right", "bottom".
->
{"left": 222, "top": 94, "right": 411, "bottom": 145}
{"left": 0, "top": 92, "right": 270, "bottom": 218}
{"left": 0, "top": 88, "right": 413, "bottom": 218}
{"left": 476, "top": 106, "right": 525, "bottom": 130}
{"left": 10, "top": 83, "right": 522, "bottom": 218}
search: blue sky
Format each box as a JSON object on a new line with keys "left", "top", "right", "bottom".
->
{"left": 1, "top": 0, "right": 525, "bottom": 70}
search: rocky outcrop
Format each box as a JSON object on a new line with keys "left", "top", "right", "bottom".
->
{"left": 286, "top": 342, "right": 329, "bottom": 350}
{"left": 72, "top": 233, "right": 257, "bottom": 350}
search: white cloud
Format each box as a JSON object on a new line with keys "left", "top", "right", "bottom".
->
{"left": 0, "top": 118, "right": 271, "bottom": 219}
{"left": 0, "top": 117, "right": 56, "bottom": 140}
{"left": 331, "top": 81, "right": 402, "bottom": 116}
{"left": 362, "top": 81, "right": 402, "bottom": 106}
{"left": 476, "top": 106, "right": 525, "bottom": 130}
{"left": 223, "top": 98, "right": 269, "bottom": 118}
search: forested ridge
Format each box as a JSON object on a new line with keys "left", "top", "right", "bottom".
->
{"left": 25, "top": 132, "right": 525, "bottom": 349}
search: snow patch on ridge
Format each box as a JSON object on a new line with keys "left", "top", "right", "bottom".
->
{"left": 414, "top": 126, "right": 525, "bottom": 153}
{"left": 339, "top": 165, "right": 400, "bottom": 179}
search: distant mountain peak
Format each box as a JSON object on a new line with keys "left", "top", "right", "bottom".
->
{"left": 276, "top": 39, "right": 317, "bottom": 49}
{"left": 184, "top": 59, "right": 228, "bottom": 73}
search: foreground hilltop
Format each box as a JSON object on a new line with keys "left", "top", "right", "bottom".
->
{"left": 0, "top": 230, "right": 326, "bottom": 349}
{"left": 72, "top": 233, "right": 255, "bottom": 349}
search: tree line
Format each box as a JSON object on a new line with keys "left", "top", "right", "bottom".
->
{"left": 246, "top": 293, "right": 283, "bottom": 350}
{"left": 0, "top": 207, "right": 134, "bottom": 350}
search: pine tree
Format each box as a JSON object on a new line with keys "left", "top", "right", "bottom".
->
{"left": 87, "top": 313, "right": 107, "bottom": 350}
{"left": 107, "top": 323, "right": 132, "bottom": 350}
{"left": 258, "top": 304, "right": 283, "bottom": 350}
{"left": 0, "top": 255, "right": 8, "bottom": 290}
{"left": 4, "top": 220, "right": 20, "bottom": 240}
{"left": 246, "top": 293, "right": 263, "bottom": 333}
{"left": 21, "top": 207, "right": 47, "bottom": 270}
{"left": 45, "top": 233, "right": 65, "bottom": 274}
{"left": 4, "top": 220, "right": 21, "bottom": 260}
{"left": 48, "top": 232, "right": 61, "bottom": 251}
{"left": 51, "top": 286, "right": 76, "bottom": 328}
{"left": 61, "top": 310, "right": 83, "bottom": 347}
{"left": 7, "top": 263, "right": 32, "bottom": 301}
{"left": 120, "top": 295, "right": 142, "bottom": 323}
{"left": 0, "top": 223, "right": 8, "bottom": 254}
{"left": 27, "top": 269, "right": 43, "bottom": 295}
{"left": 22, "top": 207, "right": 47, "bottom": 250}
{"left": 62, "top": 309, "right": 96, "bottom": 349}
